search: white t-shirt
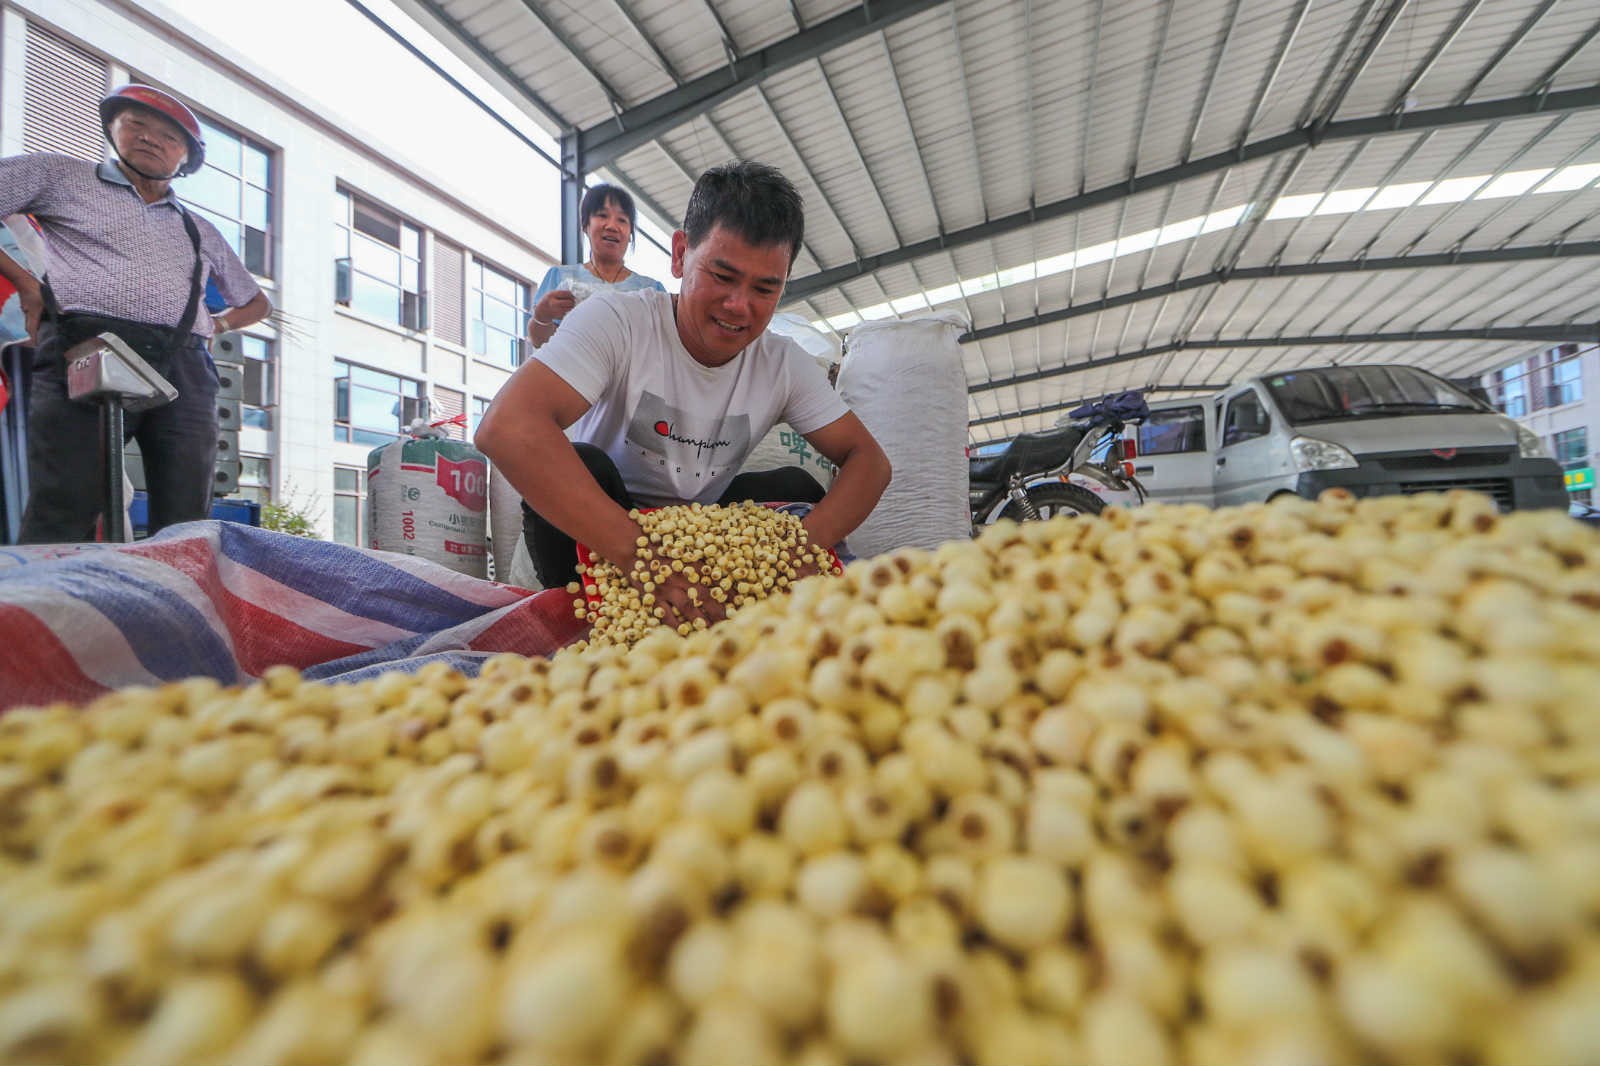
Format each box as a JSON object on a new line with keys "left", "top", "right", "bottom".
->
{"left": 534, "top": 289, "right": 850, "bottom": 507}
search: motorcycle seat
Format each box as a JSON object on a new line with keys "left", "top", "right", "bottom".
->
{"left": 968, "top": 454, "right": 1007, "bottom": 482}
{"left": 969, "top": 425, "right": 1085, "bottom": 484}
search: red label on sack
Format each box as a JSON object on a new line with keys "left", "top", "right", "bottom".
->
{"left": 435, "top": 455, "right": 488, "bottom": 511}
{"left": 444, "top": 540, "right": 488, "bottom": 556}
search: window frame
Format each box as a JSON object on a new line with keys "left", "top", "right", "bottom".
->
{"left": 469, "top": 257, "right": 532, "bottom": 367}
{"left": 236, "top": 333, "right": 276, "bottom": 430}
{"left": 178, "top": 113, "right": 275, "bottom": 278}
{"left": 1551, "top": 351, "right": 1584, "bottom": 408}
{"left": 238, "top": 453, "right": 272, "bottom": 504}
{"left": 1221, "top": 390, "right": 1271, "bottom": 447}
{"left": 1490, "top": 345, "right": 1586, "bottom": 416}
{"left": 334, "top": 189, "right": 426, "bottom": 330}
{"left": 1137, "top": 404, "right": 1208, "bottom": 456}
{"left": 333, "top": 359, "right": 428, "bottom": 445}
{"left": 332, "top": 464, "right": 366, "bottom": 547}
{"left": 1552, "top": 426, "right": 1589, "bottom": 468}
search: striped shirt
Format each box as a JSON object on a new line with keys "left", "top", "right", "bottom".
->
{"left": 0, "top": 153, "right": 260, "bottom": 336}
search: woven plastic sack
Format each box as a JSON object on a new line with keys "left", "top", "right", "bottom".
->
{"left": 488, "top": 466, "right": 542, "bottom": 589}
{"left": 837, "top": 313, "right": 970, "bottom": 556}
{"left": 367, "top": 437, "right": 489, "bottom": 577}
{"left": 736, "top": 425, "right": 838, "bottom": 489}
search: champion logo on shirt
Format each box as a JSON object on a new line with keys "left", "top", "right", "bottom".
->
{"left": 652, "top": 419, "right": 733, "bottom": 456}
{"left": 626, "top": 393, "right": 752, "bottom": 483}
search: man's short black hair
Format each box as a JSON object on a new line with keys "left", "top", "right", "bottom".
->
{"left": 581, "top": 183, "right": 638, "bottom": 246}
{"left": 683, "top": 161, "right": 805, "bottom": 266}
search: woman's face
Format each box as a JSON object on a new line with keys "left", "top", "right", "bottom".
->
{"left": 586, "top": 198, "right": 632, "bottom": 260}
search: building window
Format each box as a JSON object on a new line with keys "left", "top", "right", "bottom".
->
{"left": 334, "top": 360, "right": 427, "bottom": 446}
{"left": 1551, "top": 350, "right": 1584, "bottom": 408}
{"left": 239, "top": 454, "right": 271, "bottom": 504}
{"left": 1553, "top": 427, "right": 1588, "bottom": 468}
{"left": 180, "top": 117, "right": 273, "bottom": 276}
{"left": 1490, "top": 346, "right": 1586, "bottom": 416}
{"left": 470, "top": 259, "right": 530, "bottom": 367}
{"left": 471, "top": 396, "right": 492, "bottom": 436}
{"left": 238, "top": 334, "right": 275, "bottom": 429}
{"left": 1497, "top": 367, "right": 1529, "bottom": 419}
{"left": 334, "top": 191, "right": 425, "bottom": 330}
{"left": 333, "top": 465, "right": 365, "bottom": 546}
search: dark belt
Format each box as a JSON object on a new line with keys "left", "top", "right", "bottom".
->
{"left": 52, "top": 312, "right": 204, "bottom": 363}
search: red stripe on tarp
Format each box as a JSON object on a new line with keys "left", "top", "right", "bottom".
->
{"left": 124, "top": 536, "right": 373, "bottom": 676}
{"left": 467, "top": 587, "right": 588, "bottom": 656}
{"left": 399, "top": 464, "right": 434, "bottom": 472}
{"left": 214, "top": 582, "right": 371, "bottom": 676}
{"left": 0, "top": 603, "right": 106, "bottom": 712}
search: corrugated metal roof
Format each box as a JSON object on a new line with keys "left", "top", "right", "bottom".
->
{"left": 408, "top": 0, "right": 1600, "bottom": 439}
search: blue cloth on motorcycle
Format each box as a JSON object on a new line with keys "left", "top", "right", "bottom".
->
{"left": 1069, "top": 390, "right": 1149, "bottom": 424}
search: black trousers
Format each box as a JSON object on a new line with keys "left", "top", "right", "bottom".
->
{"left": 522, "top": 442, "right": 827, "bottom": 588}
{"left": 20, "top": 323, "right": 219, "bottom": 544}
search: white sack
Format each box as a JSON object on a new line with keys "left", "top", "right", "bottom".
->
{"left": 837, "top": 313, "right": 970, "bottom": 556}
{"left": 737, "top": 347, "right": 840, "bottom": 492}
{"left": 487, "top": 466, "right": 539, "bottom": 587}
{"left": 736, "top": 425, "right": 837, "bottom": 490}
{"left": 366, "top": 437, "right": 489, "bottom": 578}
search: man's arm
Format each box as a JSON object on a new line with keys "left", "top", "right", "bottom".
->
{"left": 0, "top": 248, "right": 43, "bottom": 344}
{"left": 474, "top": 360, "right": 642, "bottom": 573}
{"left": 212, "top": 291, "right": 271, "bottom": 334}
{"left": 800, "top": 412, "right": 892, "bottom": 548}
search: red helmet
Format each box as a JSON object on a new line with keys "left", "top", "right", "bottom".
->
{"left": 99, "top": 84, "right": 206, "bottom": 177}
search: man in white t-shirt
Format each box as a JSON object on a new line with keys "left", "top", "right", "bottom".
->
{"left": 477, "top": 162, "right": 891, "bottom": 627}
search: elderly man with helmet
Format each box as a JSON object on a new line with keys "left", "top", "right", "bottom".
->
{"left": 0, "top": 84, "right": 271, "bottom": 543}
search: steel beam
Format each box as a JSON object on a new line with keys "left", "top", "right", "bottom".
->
{"left": 960, "top": 241, "right": 1600, "bottom": 345}
{"left": 574, "top": 0, "right": 947, "bottom": 169}
{"left": 517, "top": 0, "right": 626, "bottom": 112}
{"left": 967, "top": 323, "right": 1600, "bottom": 408}
{"left": 344, "top": 0, "right": 571, "bottom": 176}
{"left": 782, "top": 83, "right": 1600, "bottom": 302}
{"left": 384, "top": 0, "right": 568, "bottom": 130}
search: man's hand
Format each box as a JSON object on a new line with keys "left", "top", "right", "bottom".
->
{"left": 623, "top": 563, "right": 727, "bottom": 633}
{"left": 16, "top": 278, "right": 43, "bottom": 345}
{"left": 784, "top": 537, "right": 830, "bottom": 582}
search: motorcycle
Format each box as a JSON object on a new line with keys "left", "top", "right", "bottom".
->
{"left": 969, "top": 390, "right": 1149, "bottom": 529}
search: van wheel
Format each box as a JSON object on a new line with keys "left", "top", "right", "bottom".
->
{"left": 1000, "top": 482, "right": 1106, "bottom": 522}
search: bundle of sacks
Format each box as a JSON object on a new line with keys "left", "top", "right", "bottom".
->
{"left": 0, "top": 490, "right": 1597, "bottom": 1066}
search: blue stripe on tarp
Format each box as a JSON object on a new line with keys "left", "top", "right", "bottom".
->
{"left": 301, "top": 630, "right": 434, "bottom": 680}
{"left": 13, "top": 561, "right": 240, "bottom": 684}
{"left": 313, "top": 650, "right": 495, "bottom": 685}
{"left": 206, "top": 524, "right": 488, "bottom": 634}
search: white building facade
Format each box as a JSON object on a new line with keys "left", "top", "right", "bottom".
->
{"left": 1482, "top": 342, "right": 1598, "bottom": 506}
{"left": 1, "top": 0, "right": 556, "bottom": 541}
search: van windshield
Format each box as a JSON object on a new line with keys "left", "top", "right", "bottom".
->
{"left": 1262, "top": 366, "right": 1488, "bottom": 425}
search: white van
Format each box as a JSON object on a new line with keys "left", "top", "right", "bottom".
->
{"left": 1131, "top": 364, "right": 1568, "bottom": 511}
{"left": 1130, "top": 399, "right": 1217, "bottom": 505}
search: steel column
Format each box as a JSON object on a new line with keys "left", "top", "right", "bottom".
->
{"left": 561, "top": 133, "right": 586, "bottom": 266}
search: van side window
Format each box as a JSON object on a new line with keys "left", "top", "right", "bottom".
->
{"left": 1138, "top": 405, "right": 1207, "bottom": 455}
{"left": 1222, "top": 392, "right": 1270, "bottom": 446}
